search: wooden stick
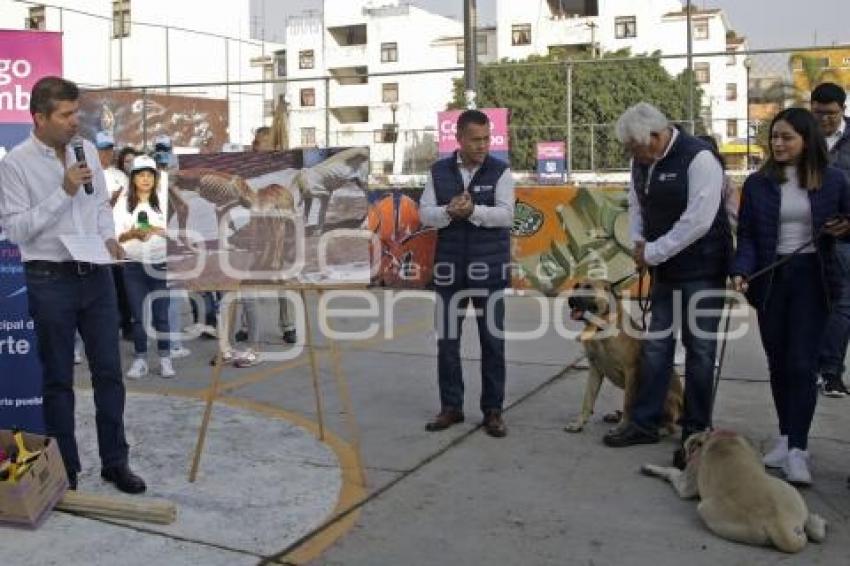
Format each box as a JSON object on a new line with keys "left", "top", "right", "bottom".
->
{"left": 189, "top": 290, "right": 238, "bottom": 482}
{"left": 327, "top": 330, "right": 367, "bottom": 487}
{"left": 57, "top": 491, "right": 177, "bottom": 524}
{"left": 301, "top": 288, "right": 326, "bottom": 440}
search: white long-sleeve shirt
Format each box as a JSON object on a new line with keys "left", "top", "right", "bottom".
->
{"left": 419, "top": 154, "right": 515, "bottom": 229}
{"left": 627, "top": 129, "right": 724, "bottom": 266}
{"left": 0, "top": 133, "right": 115, "bottom": 261}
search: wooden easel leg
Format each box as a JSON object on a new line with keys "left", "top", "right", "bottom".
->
{"left": 188, "top": 292, "right": 237, "bottom": 482}
{"left": 301, "top": 289, "right": 326, "bottom": 440}
{"left": 328, "top": 335, "right": 367, "bottom": 487}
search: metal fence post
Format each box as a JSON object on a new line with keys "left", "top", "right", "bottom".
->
{"left": 566, "top": 62, "right": 573, "bottom": 178}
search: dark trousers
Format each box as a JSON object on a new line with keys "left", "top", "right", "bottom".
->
{"left": 758, "top": 254, "right": 828, "bottom": 450}
{"left": 25, "top": 264, "right": 129, "bottom": 475}
{"left": 122, "top": 262, "right": 170, "bottom": 356}
{"left": 630, "top": 277, "right": 725, "bottom": 436}
{"left": 435, "top": 287, "right": 506, "bottom": 414}
{"left": 112, "top": 264, "right": 133, "bottom": 333}
{"left": 818, "top": 241, "right": 850, "bottom": 376}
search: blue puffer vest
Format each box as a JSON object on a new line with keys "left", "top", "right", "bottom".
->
{"left": 633, "top": 129, "right": 732, "bottom": 281}
{"left": 431, "top": 152, "right": 510, "bottom": 289}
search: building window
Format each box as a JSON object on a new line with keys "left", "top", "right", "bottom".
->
{"left": 275, "top": 50, "right": 287, "bottom": 77}
{"left": 112, "top": 0, "right": 130, "bottom": 39}
{"left": 726, "top": 119, "right": 738, "bottom": 138}
{"left": 512, "top": 24, "right": 531, "bottom": 46}
{"left": 300, "top": 88, "right": 316, "bottom": 107}
{"left": 301, "top": 127, "right": 316, "bottom": 147}
{"left": 299, "top": 50, "right": 315, "bottom": 70}
{"left": 693, "top": 20, "right": 709, "bottom": 40}
{"left": 726, "top": 83, "right": 737, "bottom": 101}
{"left": 381, "top": 42, "right": 398, "bottom": 63}
{"left": 614, "top": 16, "right": 636, "bottom": 39}
{"left": 726, "top": 48, "right": 736, "bottom": 66}
{"left": 694, "top": 62, "right": 710, "bottom": 84}
{"left": 382, "top": 83, "right": 399, "bottom": 103}
{"left": 26, "top": 5, "right": 46, "bottom": 30}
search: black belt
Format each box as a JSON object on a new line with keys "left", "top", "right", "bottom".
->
{"left": 24, "top": 260, "right": 102, "bottom": 277}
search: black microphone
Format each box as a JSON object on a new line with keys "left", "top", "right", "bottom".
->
{"left": 72, "top": 140, "right": 94, "bottom": 194}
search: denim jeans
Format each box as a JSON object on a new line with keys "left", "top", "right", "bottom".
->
{"left": 630, "top": 277, "right": 725, "bottom": 436}
{"left": 24, "top": 264, "right": 129, "bottom": 474}
{"left": 758, "top": 254, "right": 828, "bottom": 450}
{"left": 435, "top": 287, "right": 506, "bottom": 414}
{"left": 122, "top": 262, "right": 170, "bottom": 356}
{"left": 818, "top": 241, "right": 850, "bottom": 376}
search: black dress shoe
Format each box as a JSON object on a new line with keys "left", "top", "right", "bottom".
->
{"left": 101, "top": 464, "right": 146, "bottom": 494}
{"left": 67, "top": 473, "right": 77, "bottom": 491}
{"left": 282, "top": 330, "right": 297, "bottom": 344}
{"left": 482, "top": 410, "right": 507, "bottom": 438}
{"left": 425, "top": 409, "right": 465, "bottom": 431}
{"left": 602, "top": 422, "right": 659, "bottom": 447}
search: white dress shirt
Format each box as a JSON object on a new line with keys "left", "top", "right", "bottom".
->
{"left": 0, "top": 133, "right": 115, "bottom": 262}
{"left": 104, "top": 166, "right": 128, "bottom": 199}
{"left": 826, "top": 118, "right": 845, "bottom": 152}
{"left": 627, "top": 129, "right": 724, "bottom": 266}
{"left": 420, "top": 153, "right": 515, "bottom": 229}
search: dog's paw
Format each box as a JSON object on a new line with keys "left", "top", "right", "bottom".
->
{"left": 602, "top": 410, "right": 623, "bottom": 424}
{"left": 564, "top": 421, "right": 585, "bottom": 433}
{"left": 640, "top": 463, "right": 664, "bottom": 477}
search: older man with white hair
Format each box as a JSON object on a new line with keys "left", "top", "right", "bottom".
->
{"left": 603, "top": 103, "right": 732, "bottom": 468}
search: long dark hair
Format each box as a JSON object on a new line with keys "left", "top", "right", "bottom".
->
{"left": 760, "top": 107, "right": 828, "bottom": 190}
{"left": 117, "top": 146, "right": 138, "bottom": 173}
{"left": 127, "top": 168, "right": 161, "bottom": 214}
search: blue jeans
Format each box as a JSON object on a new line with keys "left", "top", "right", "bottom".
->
{"left": 122, "top": 262, "right": 170, "bottom": 356}
{"left": 435, "top": 287, "right": 506, "bottom": 414}
{"left": 630, "top": 277, "right": 725, "bottom": 436}
{"left": 758, "top": 254, "right": 827, "bottom": 450}
{"left": 818, "top": 241, "right": 850, "bottom": 376}
{"left": 24, "top": 263, "right": 129, "bottom": 474}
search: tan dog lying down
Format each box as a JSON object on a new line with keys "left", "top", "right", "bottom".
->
{"left": 564, "top": 278, "right": 683, "bottom": 433}
{"left": 642, "top": 430, "right": 826, "bottom": 553}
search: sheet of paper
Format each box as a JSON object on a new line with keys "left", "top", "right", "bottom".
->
{"left": 59, "top": 235, "right": 115, "bottom": 264}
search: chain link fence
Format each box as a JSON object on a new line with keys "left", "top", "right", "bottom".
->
{"left": 80, "top": 44, "right": 850, "bottom": 181}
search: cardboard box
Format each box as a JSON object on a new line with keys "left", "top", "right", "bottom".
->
{"left": 0, "top": 430, "right": 68, "bottom": 527}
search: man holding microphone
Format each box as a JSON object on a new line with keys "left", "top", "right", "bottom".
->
{"left": 0, "top": 77, "right": 146, "bottom": 494}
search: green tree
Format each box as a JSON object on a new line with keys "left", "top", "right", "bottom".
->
{"left": 449, "top": 51, "right": 705, "bottom": 171}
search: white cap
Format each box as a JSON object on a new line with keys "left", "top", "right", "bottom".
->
{"left": 130, "top": 155, "right": 158, "bottom": 174}
{"left": 153, "top": 134, "right": 172, "bottom": 150}
{"left": 95, "top": 131, "right": 115, "bottom": 149}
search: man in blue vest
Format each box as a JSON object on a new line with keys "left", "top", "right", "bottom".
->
{"left": 603, "top": 103, "right": 731, "bottom": 466}
{"left": 419, "top": 109, "right": 515, "bottom": 437}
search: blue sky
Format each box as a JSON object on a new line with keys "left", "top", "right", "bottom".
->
{"left": 252, "top": 0, "right": 849, "bottom": 50}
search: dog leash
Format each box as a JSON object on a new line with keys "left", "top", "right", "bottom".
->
{"left": 610, "top": 269, "right": 653, "bottom": 331}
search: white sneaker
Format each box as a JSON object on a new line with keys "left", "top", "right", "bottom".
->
{"left": 762, "top": 435, "right": 788, "bottom": 468}
{"left": 170, "top": 345, "right": 191, "bottom": 359}
{"left": 126, "top": 358, "right": 149, "bottom": 379}
{"left": 159, "top": 357, "right": 176, "bottom": 378}
{"left": 783, "top": 448, "right": 812, "bottom": 486}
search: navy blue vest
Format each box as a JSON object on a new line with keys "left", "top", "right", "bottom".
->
{"left": 633, "top": 129, "right": 731, "bottom": 281}
{"left": 431, "top": 152, "right": 511, "bottom": 289}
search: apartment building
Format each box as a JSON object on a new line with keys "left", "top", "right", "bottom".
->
{"left": 496, "top": 0, "right": 750, "bottom": 147}
{"left": 0, "top": 0, "right": 282, "bottom": 145}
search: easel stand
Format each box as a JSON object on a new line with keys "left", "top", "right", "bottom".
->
{"left": 187, "top": 282, "right": 368, "bottom": 487}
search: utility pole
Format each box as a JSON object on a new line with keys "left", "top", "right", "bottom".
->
{"left": 686, "top": 0, "right": 694, "bottom": 133}
{"left": 464, "top": 0, "right": 477, "bottom": 109}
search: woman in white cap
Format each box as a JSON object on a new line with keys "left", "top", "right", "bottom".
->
{"left": 114, "top": 155, "right": 175, "bottom": 378}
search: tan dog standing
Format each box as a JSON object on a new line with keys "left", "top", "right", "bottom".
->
{"left": 565, "top": 279, "right": 683, "bottom": 433}
{"left": 642, "top": 430, "right": 826, "bottom": 553}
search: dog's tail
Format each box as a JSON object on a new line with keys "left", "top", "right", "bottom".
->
{"left": 804, "top": 513, "right": 827, "bottom": 543}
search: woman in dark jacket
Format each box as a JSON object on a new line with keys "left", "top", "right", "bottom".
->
{"left": 732, "top": 107, "right": 850, "bottom": 486}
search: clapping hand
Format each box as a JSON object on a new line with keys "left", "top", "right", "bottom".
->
{"left": 447, "top": 191, "right": 473, "bottom": 220}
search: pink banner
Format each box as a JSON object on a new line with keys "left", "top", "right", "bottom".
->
{"left": 0, "top": 31, "right": 63, "bottom": 124}
{"left": 537, "top": 141, "right": 566, "bottom": 160}
{"left": 437, "top": 108, "right": 509, "bottom": 156}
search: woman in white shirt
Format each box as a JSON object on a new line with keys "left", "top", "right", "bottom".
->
{"left": 115, "top": 155, "right": 175, "bottom": 378}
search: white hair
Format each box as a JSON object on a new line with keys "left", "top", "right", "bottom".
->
{"left": 615, "top": 103, "right": 670, "bottom": 145}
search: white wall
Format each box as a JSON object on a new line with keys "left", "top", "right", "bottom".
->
{"left": 0, "top": 0, "right": 281, "bottom": 146}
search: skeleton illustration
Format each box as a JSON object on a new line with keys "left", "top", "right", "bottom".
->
{"left": 169, "top": 169, "right": 296, "bottom": 272}
{"left": 295, "top": 146, "right": 369, "bottom": 233}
